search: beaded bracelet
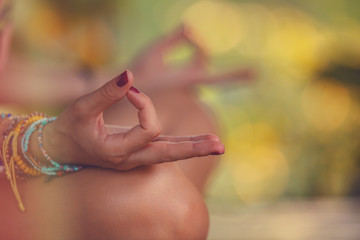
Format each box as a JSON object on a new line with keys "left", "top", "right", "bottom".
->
{"left": 37, "top": 117, "right": 82, "bottom": 176}
{"left": 36, "top": 117, "right": 60, "bottom": 170}
{"left": 20, "top": 116, "right": 82, "bottom": 176}
{"left": 21, "top": 117, "right": 53, "bottom": 174}
{"left": 16, "top": 113, "right": 46, "bottom": 176}
{"left": 1, "top": 112, "right": 83, "bottom": 212}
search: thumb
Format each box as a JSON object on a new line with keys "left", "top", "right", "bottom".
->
{"left": 78, "top": 70, "right": 133, "bottom": 117}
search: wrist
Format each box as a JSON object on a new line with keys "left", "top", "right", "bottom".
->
{"left": 29, "top": 121, "right": 64, "bottom": 165}
{"left": 34, "top": 120, "right": 89, "bottom": 167}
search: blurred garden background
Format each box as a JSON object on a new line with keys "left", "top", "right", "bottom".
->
{"left": 8, "top": 0, "right": 360, "bottom": 239}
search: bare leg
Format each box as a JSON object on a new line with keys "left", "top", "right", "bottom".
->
{"left": 104, "top": 89, "right": 220, "bottom": 193}
{"left": 0, "top": 163, "right": 208, "bottom": 240}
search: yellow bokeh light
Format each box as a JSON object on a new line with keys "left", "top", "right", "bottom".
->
{"left": 227, "top": 122, "right": 279, "bottom": 157}
{"left": 229, "top": 4, "right": 330, "bottom": 76}
{"left": 231, "top": 146, "right": 289, "bottom": 204}
{"left": 234, "top": 3, "right": 275, "bottom": 58}
{"left": 225, "top": 122, "right": 288, "bottom": 203}
{"left": 302, "top": 79, "right": 351, "bottom": 132}
{"left": 19, "top": 3, "right": 64, "bottom": 47}
{"left": 182, "top": 0, "right": 244, "bottom": 55}
{"left": 266, "top": 7, "right": 329, "bottom": 75}
{"left": 70, "top": 19, "right": 115, "bottom": 66}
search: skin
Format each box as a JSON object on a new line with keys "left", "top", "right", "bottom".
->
{"left": 0, "top": 19, "right": 224, "bottom": 239}
{"left": 0, "top": 70, "right": 222, "bottom": 239}
{"left": 0, "top": 163, "right": 209, "bottom": 240}
{"left": 0, "top": 16, "right": 253, "bottom": 238}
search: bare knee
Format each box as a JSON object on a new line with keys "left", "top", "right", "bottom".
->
{"left": 166, "top": 191, "right": 209, "bottom": 240}
{"left": 78, "top": 164, "right": 209, "bottom": 240}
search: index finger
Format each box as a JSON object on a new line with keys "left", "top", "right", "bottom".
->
{"left": 105, "top": 87, "right": 161, "bottom": 154}
{"left": 73, "top": 71, "right": 133, "bottom": 119}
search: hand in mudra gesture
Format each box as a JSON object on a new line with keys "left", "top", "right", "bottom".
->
{"left": 43, "top": 70, "right": 224, "bottom": 170}
{"left": 130, "top": 25, "right": 255, "bottom": 91}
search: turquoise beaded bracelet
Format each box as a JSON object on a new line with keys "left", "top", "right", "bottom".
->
{"left": 21, "top": 116, "right": 82, "bottom": 176}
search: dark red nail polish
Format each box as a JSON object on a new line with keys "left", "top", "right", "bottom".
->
{"left": 130, "top": 86, "right": 140, "bottom": 93}
{"left": 211, "top": 152, "right": 223, "bottom": 155}
{"left": 116, "top": 71, "right": 128, "bottom": 87}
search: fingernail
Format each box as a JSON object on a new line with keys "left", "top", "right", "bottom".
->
{"left": 130, "top": 86, "right": 140, "bottom": 93}
{"left": 211, "top": 152, "right": 223, "bottom": 155}
{"left": 116, "top": 71, "right": 128, "bottom": 87}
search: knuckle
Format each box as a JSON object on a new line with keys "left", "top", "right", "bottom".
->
{"left": 69, "top": 97, "right": 87, "bottom": 120}
{"left": 146, "top": 124, "right": 161, "bottom": 139}
{"left": 159, "top": 145, "right": 172, "bottom": 162}
{"left": 100, "top": 83, "right": 118, "bottom": 101}
{"left": 192, "top": 142, "right": 198, "bottom": 155}
{"left": 207, "top": 133, "right": 220, "bottom": 141}
{"left": 142, "top": 95, "right": 153, "bottom": 106}
{"left": 153, "top": 124, "right": 162, "bottom": 137}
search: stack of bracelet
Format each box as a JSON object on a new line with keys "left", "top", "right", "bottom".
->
{"left": 0, "top": 112, "right": 83, "bottom": 212}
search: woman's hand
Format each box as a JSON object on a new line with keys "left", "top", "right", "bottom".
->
{"left": 129, "top": 25, "right": 255, "bottom": 91}
{"left": 37, "top": 70, "right": 224, "bottom": 170}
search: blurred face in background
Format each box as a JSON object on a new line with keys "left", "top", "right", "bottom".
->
{"left": 0, "top": 0, "right": 12, "bottom": 77}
